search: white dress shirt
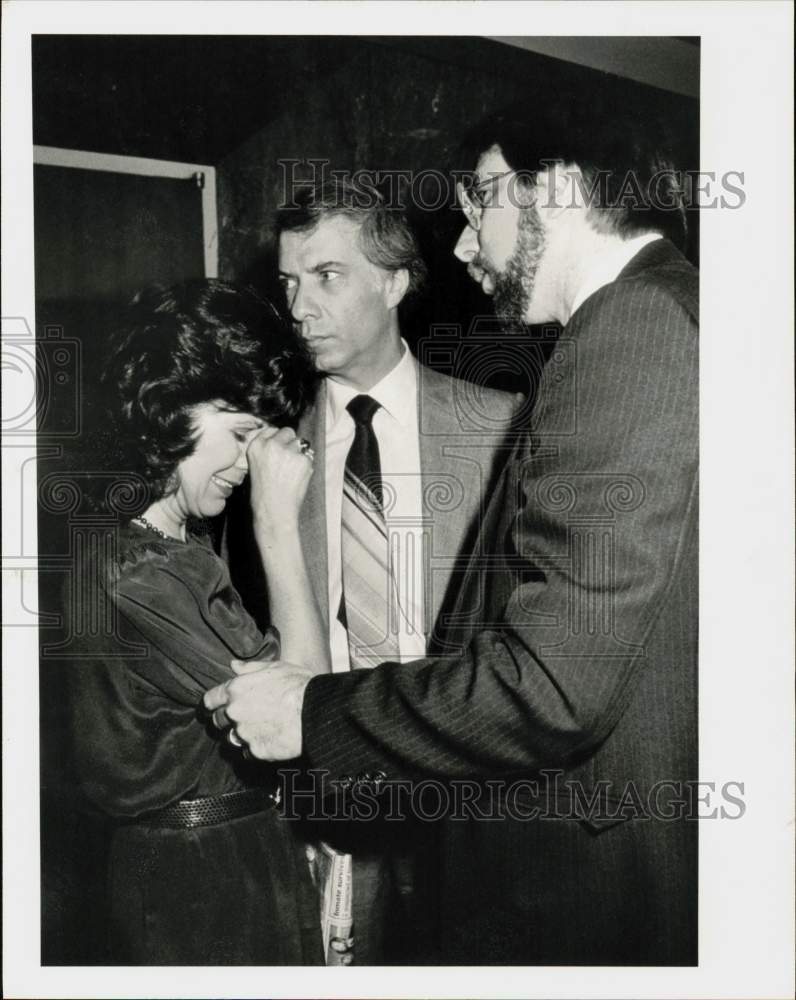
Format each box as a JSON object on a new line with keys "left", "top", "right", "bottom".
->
{"left": 325, "top": 342, "right": 427, "bottom": 674}
{"left": 569, "top": 232, "right": 663, "bottom": 319}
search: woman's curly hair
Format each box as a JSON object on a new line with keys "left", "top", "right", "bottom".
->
{"left": 93, "top": 279, "right": 316, "bottom": 516}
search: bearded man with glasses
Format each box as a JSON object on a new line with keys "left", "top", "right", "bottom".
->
{"left": 207, "top": 97, "right": 699, "bottom": 966}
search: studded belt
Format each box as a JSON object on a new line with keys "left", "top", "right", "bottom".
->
{"left": 137, "top": 786, "right": 281, "bottom": 830}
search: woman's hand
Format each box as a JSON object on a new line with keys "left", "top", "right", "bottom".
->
{"left": 246, "top": 426, "right": 314, "bottom": 533}
{"left": 242, "top": 429, "right": 330, "bottom": 674}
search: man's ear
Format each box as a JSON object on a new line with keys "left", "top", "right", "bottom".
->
{"left": 385, "top": 268, "right": 410, "bottom": 309}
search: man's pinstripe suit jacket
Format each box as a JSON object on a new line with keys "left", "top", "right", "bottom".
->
{"left": 303, "top": 239, "right": 699, "bottom": 965}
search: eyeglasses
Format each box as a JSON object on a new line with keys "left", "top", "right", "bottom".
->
{"left": 456, "top": 169, "right": 517, "bottom": 231}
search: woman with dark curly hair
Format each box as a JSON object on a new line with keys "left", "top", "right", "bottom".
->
{"left": 66, "top": 280, "right": 335, "bottom": 965}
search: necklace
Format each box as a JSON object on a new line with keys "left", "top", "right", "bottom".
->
{"left": 132, "top": 515, "right": 178, "bottom": 541}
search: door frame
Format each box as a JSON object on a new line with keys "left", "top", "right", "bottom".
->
{"left": 32, "top": 145, "right": 218, "bottom": 278}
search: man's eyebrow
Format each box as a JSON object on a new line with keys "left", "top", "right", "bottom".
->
{"left": 278, "top": 259, "right": 348, "bottom": 276}
{"left": 309, "top": 260, "right": 347, "bottom": 272}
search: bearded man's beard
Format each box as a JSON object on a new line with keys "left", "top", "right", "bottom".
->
{"left": 492, "top": 206, "right": 547, "bottom": 324}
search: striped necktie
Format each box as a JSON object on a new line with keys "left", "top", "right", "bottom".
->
{"left": 321, "top": 396, "right": 402, "bottom": 965}
{"left": 340, "top": 394, "right": 400, "bottom": 670}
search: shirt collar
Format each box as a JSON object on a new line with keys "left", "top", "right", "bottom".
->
{"left": 326, "top": 339, "right": 417, "bottom": 430}
{"left": 569, "top": 233, "right": 663, "bottom": 319}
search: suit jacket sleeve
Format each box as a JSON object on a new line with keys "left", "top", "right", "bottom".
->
{"left": 302, "top": 277, "right": 698, "bottom": 781}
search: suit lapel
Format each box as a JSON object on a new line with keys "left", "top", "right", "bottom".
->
{"left": 300, "top": 366, "right": 503, "bottom": 643}
{"left": 417, "top": 365, "right": 483, "bottom": 634}
{"left": 298, "top": 382, "right": 330, "bottom": 629}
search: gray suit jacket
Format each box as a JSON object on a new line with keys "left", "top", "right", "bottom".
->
{"left": 297, "top": 362, "right": 523, "bottom": 647}
{"left": 295, "top": 360, "right": 521, "bottom": 964}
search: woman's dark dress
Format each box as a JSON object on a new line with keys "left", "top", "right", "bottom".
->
{"left": 67, "top": 522, "right": 323, "bottom": 965}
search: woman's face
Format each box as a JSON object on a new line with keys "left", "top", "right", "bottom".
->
{"left": 168, "top": 403, "right": 265, "bottom": 520}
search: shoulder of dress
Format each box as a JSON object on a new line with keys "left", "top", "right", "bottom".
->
{"left": 110, "top": 522, "right": 217, "bottom": 579}
{"left": 106, "top": 532, "right": 172, "bottom": 584}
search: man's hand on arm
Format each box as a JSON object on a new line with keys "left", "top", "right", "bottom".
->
{"left": 204, "top": 659, "right": 314, "bottom": 760}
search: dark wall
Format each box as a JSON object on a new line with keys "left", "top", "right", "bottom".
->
{"left": 215, "top": 36, "right": 699, "bottom": 389}
{"left": 33, "top": 35, "right": 699, "bottom": 367}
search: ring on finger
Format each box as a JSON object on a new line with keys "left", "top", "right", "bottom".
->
{"left": 228, "top": 727, "right": 244, "bottom": 748}
{"left": 298, "top": 438, "right": 314, "bottom": 460}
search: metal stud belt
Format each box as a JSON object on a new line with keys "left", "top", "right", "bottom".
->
{"left": 138, "top": 786, "right": 280, "bottom": 830}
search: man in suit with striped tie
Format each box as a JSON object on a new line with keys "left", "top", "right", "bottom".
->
{"left": 207, "top": 99, "right": 698, "bottom": 965}
{"left": 273, "top": 178, "right": 522, "bottom": 963}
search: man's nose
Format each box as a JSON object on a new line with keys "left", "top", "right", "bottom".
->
{"left": 289, "top": 283, "right": 317, "bottom": 322}
{"left": 454, "top": 224, "right": 479, "bottom": 263}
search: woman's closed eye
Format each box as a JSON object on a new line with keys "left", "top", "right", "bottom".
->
{"left": 233, "top": 421, "right": 265, "bottom": 445}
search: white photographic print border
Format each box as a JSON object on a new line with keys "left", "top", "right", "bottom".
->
{"left": 3, "top": 2, "right": 793, "bottom": 998}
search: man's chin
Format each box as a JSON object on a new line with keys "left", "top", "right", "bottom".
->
{"left": 493, "top": 293, "right": 529, "bottom": 326}
{"left": 307, "top": 345, "right": 337, "bottom": 371}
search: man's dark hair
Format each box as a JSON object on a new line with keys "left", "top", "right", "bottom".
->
{"left": 93, "top": 279, "right": 315, "bottom": 515}
{"left": 276, "top": 177, "right": 428, "bottom": 301}
{"left": 465, "top": 96, "right": 688, "bottom": 249}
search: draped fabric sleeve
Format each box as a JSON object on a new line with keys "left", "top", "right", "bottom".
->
{"left": 68, "top": 532, "right": 279, "bottom": 818}
{"left": 108, "top": 535, "right": 279, "bottom": 702}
